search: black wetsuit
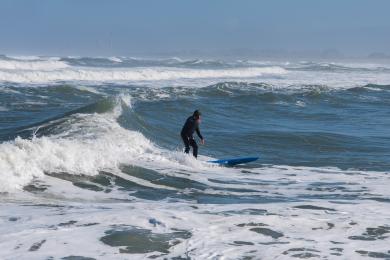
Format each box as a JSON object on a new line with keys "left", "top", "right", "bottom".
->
{"left": 181, "top": 116, "right": 203, "bottom": 158}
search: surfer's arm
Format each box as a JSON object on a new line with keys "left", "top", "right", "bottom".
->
{"left": 196, "top": 127, "right": 203, "bottom": 140}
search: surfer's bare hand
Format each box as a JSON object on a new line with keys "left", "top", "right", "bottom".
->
{"left": 201, "top": 139, "right": 205, "bottom": 145}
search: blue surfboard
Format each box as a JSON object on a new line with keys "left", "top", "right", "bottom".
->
{"left": 208, "top": 156, "right": 259, "bottom": 166}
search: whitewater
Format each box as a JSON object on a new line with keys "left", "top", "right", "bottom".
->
{"left": 0, "top": 55, "right": 389, "bottom": 259}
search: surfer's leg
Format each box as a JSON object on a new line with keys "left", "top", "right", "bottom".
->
{"left": 182, "top": 135, "right": 190, "bottom": 154}
{"left": 190, "top": 139, "right": 198, "bottom": 158}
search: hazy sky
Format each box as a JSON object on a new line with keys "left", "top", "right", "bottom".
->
{"left": 0, "top": 0, "right": 389, "bottom": 56}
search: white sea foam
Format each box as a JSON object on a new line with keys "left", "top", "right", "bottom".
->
{"left": 0, "top": 60, "right": 389, "bottom": 89}
{"left": 5, "top": 55, "right": 42, "bottom": 61}
{"left": 0, "top": 66, "right": 287, "bottom": 84}
{"left": 0, "top": 59, "right": 69, "bottom": 71}
{"left": 0, "top": 164, "right": 388, "bottom": 259}
{"left": 108, "top": 56, "right": 122, "bottom": 63}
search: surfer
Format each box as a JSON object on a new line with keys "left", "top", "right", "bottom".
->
{"left": 181, "top": 110, "right": 205, "bottom": 158}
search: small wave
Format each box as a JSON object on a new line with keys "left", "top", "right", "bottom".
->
{"left": 60, "top": 56, "right": 124, "bottom": 67}
{"left": 288, "top": 61, "right": 390, "bottom": 73}
{"left": 348, "top": 83, "right": 390, "bottom": 92}
{"left": 198, "top": 82, "right": 332, "bottom": 96}
{"left": 0, "top": 58, "right": 69, "bottom": 71}
{"left": 108, "top": 56, "right": 122, "bottom": 63}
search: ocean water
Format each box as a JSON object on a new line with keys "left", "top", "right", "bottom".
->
{"left": 0, "top": 55, "right": 389, "bottom": 259}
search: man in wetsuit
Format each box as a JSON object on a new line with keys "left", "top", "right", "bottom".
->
{"left": 181, "top": 110, "right": 205, "bottom": 158}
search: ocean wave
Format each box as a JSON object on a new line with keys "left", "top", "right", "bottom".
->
{"left": 1, "top": 55, "right": 390, "bottom": 87}
{"left": 287, "top": 61, "right": 390, "bottom": 73}
{"left": 201, "top": 82, "right": 390, "bottom": 96}
{"left": 0, "top": 95, "right": 144, "bottom": 191}
{"left": 60, "top": 56, "right": 123, "bottom": 67}
{"left": 165, "top": 82, "right": 333, "bottom": 98}
{"left": 0, "top": 94, "right": 211, "bottom": 192}
{"left": 348, "top": 83, "right": 390, "bottom": 92}
{"left": 0, "top": 66, "right": 287, "bottom": 84}
{"left": 59, "top": 56, "right": 231, "bottom": 69}
{"left": 0, "top": 57, "right": 69, "bottom": 71}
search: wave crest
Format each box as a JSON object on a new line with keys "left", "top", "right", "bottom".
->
{"left": 0, "top": 58, "right": 69, "bottom": 71}
{"left": 0, "top": 66, "right": 287, "bottom": 84}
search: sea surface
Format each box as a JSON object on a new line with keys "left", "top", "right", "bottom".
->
{"left": 0, "top": 55, "right": 389, "bottom": 259}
